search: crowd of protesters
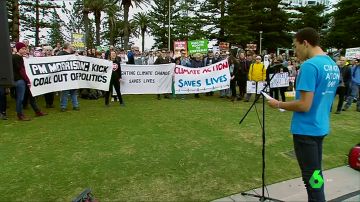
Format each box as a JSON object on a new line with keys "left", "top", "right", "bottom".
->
{"left": 0, "top": 40, "right": 359, "bottom": 121}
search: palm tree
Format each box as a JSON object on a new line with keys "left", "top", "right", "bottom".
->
{"left": 133, "top": 12, "right": 150, "bottom": 52}
{"left": 85, "top": 0, "right": 119, "bottom": 46}
{"left": 119, "top": 0, "right": 150, "bottom": 50}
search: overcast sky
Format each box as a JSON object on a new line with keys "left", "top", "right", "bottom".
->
{"left": 20, "top": 0, "right": 339, "bottom": 50}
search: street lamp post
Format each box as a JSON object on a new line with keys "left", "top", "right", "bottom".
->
{"left": 259, "top": 31, "right": 263, "bottom": 56}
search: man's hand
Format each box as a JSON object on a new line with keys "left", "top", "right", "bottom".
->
{"left": 267, "top": 98, "right": 280, "bottom": 109}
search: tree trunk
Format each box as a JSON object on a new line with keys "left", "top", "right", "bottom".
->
{"left": 141, "top": 30, "right": 145, "bottom": 52}
{"left": 218, "top": 0, "right": 225, "bottom": 41}
{"left": 11, "top": 0, "right": 20, "bottom": 42}
{"left": 123, "top": 4, "right": 130, "bottom": 50}
{"left": 109, "top": 18, "right": 114, "bottom": 45}
{"left": 83, "top": 9, "right": 90, "bottom": 48}
{"left": 94, "top": 10, "right": 101, "bottom": 46}
{"left": 35, "top": 0, "right": 40, "bottom": 46}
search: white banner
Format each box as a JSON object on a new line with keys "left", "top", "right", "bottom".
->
{"left": 120, "top": 64, "right": 175, "bottom": 94}
{"left": 174, "top": 59, "right": 230, "bottom": 94}
{"left": 246, "top": 81, "right": 268, "bottom": 94}
{"left": 345, "top": 47, "right": 360, "bottom": 59}
{"left": 269, "top": 73, "right": 289, "bottom": 88}
{"left": 24, "top": 55, "right": 112, "bottom": 96}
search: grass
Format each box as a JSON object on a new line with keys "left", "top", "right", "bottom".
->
{"left": 0, "top": 94, "right": 358, "bottom": 201}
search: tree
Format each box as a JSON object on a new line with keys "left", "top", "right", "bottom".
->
{"left": 85, "top": 0, "right": 116, "bottom": 46}
{"left": 48, "top": 9, "right": 64, "bottom": 47}
{"left": 197, "top": 0, "right": 227, "bottom": 41}
{"left": 171, "top": 0, "right": 208, "bottom": 41}
{"left": 247, "top": 0, "right": 292, "bottom": 53}
{"left": 149, "top": 0, "right": 173, "bottom": 49}
{"left": 224, "top": 0, "right": 253, "bottom": 47}
{"left": 120, "top": 0, "right": 150, "bottom": 50}
{"left": 18, "top": 0, "right": 60, "bottom": 46}
{"left": 102, "top": 2, "right": 124, "bottom": 46}
{"left": 61, "top": 0, "right": 84, "bottom": 36}
{"left": 133, "top": 12, "right": 150, "bottom": 52}
{"left": 289, "top": 4, "right": 329, "bottom": 34}
{"left": 325, "top": 0, "right": 360, "bottom": 49}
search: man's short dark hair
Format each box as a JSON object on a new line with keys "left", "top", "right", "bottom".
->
{"left": 294, "top": 27, "right": 320, "bottom": 46}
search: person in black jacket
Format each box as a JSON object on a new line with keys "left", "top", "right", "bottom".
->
{"left": 236, "top": 52, "right": 251, "bottom": 100}
{"left": 229, "top": 55, "right": 239, "bottom": 101}
{"left": 105, "top": 50, "right": 124, "bottom": 106}
{"left": 266, "top": 56, "right": 289, "bottom": 102}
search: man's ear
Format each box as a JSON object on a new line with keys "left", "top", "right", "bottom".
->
{"left": 303, "top": 40, "right": 309, "bottom": 48}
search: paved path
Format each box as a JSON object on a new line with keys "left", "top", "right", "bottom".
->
{"left": 213, "top": 166, "right": 360, "bottom": 202}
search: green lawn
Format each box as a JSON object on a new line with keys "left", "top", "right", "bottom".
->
{"left": 0, "top": 94, "right": 358, "bottom": 201}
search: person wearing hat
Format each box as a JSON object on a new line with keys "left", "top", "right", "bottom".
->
{"left": 13, "top": 42, "right": 47, "bottom": 120}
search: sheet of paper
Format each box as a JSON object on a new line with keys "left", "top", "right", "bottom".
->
{"left": 261, "top": 91, "right": 286, "bottom": 112}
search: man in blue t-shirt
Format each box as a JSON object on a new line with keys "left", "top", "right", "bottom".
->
{"left": 268, "top": 28, "right": 339, "bottom": 202}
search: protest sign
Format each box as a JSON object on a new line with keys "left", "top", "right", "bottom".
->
{"left": 174, "top": 59, "right": 230, "bottom": 94}
{"left": 345, "top": 47, "right": 360, "bottom": 59}
{"left": 188, "top": 40, "right": 208, "bottom": 54}
{"left": 174, "top": 41, "right": 187, "bottom": 58}
{"left": 246, "top": 43, "right": 257, "bottom": 51}
{"left": 120, "top": 64, "right": 175, "bottom": 94}
{"left": 246, "top": 81, "right": 268, "bottom": 94}
{"left": 72, "top": 33, "right": 85, "bottom": 50}
{"left": 269, "top": 73, "right": 289, "bottom": 88}
{"left": 24, "top": 55, "right": 112, "bottom": 96}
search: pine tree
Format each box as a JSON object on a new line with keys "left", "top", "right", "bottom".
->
{"left": 247, "top": 0, "right": 291, "bottom": 53}
{"left": 48, "top": 9, "right": 64, "bottom": 47}
{"left": 324, "top": 0, "right": 360, "bottom": 49}
{"left": 225, "top": 0, "right": 253, "bottom": 47}
{"left": 172, "top": 0, "right": 207, "bottom": 41}
{"left": 19, "top": 0, "right": 60, "bottom": 46}
{"left": 197, "top": 0, "right": 227, "bottom": 41}
{"left": 149, "top": 0, "right": 174, "bottom": 49}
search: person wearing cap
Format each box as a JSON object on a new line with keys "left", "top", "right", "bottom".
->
{"left": 244, "top": 55, "right": 266, "bottom": 102}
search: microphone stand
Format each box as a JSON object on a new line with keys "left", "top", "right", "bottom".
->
{"left": 239, "top": 73, "right": 284, "bottom": 202}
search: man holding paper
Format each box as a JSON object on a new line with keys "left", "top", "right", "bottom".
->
{"left": 267, "top": 28, "right": 340, "bottom": 202}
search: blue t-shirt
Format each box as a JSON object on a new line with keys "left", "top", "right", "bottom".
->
{"left": 291, "top": 55, "right": 340, "bottom": 136}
